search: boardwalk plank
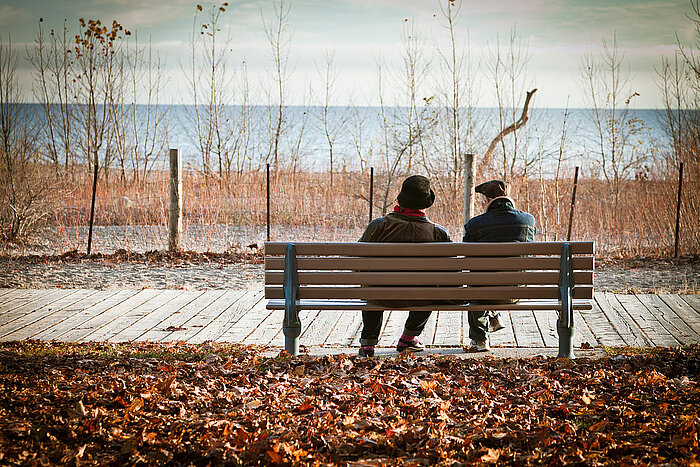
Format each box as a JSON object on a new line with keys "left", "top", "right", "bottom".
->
{"left": 422, "top": 312, "right": 438, "bottom": 347}
{"left": 594, "top": 292, "right": 652, "bottom": 347}
{"left": 0, "top": 290, "right": 86, "bottom": 339}
{"left": 0, "top": 288, "right": 20, "bottom": 304}
{"left": 324, "top": 311, "right": 363, "bottom": 347}
{"left": 616, "top": 294, "right": 679, "bottom": 347}
{"left": 0, "top": 289, "right": 40, "bottom": 311}
{"left": 110, "top": 291, "right": 204, "bottom": 342}
{"left": 64, "top": 289, "right": 162, "bottom": 342}
{"left": 489, "top": 312, "right": 517, "bottom": 347}
{"left": 573, "top": 310, "right": 598, "bottom": 347}
{"left": 166, "top": 290, "right": 245, "bottom": 342}
{"left": 510, "top": 310, "right": 544, "bottom": 347}
{"left": 637, "top": 294, "right": 700, "bottom": 346}
{"left": 137, "top": 290, "right": 227, "bottom": 342}
{"left": 579, "top": 300, "right": 626, "bottom": 347}
{"left": 217, "top": 294, "right": 271, "bottom": 344}
{"left": 461, "top": 311, "right": 469, "bottom": 347}
{"left": 682, "top": 295, "right": 700, "bottom": 314}
{"left": 269, "top": 327, "right": 285, "bottom": 348}
{"left": 380, "top": 310, "right": 408, "bottom": 347}
{"left": 35, "top": 290, "right": 137, "bottom": 341}
{"left": 245, "top": 309, "right": 285, "bottom": 346}
{"left": 534, "top": 310, "right": 559, "bottom": 348}
{"left": 659, "top": 294, "right": 700, "bottom": 337}
{"left": 433, "top": 311, "right": 462, "bottom": 347}
{"left": 4, "top": 290, "right": 114, "bottom": 341}
{"left": 191, "top": 290, "right": 265, "bottom": 343}
{"left": 300, "top": 310, "right": 341, "bottom": 347}
{"left": 90, "top": 290, "right": 181, "bottom": 343}
{"left": 0, "top": 289, "right": 73, "bottom": 322}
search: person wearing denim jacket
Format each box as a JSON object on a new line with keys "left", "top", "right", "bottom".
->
{"left": 463, "top": 179, "right": 536, "bottom": 351}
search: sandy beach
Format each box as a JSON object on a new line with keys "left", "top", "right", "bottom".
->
{"left": 1, "top": 225, "right": 697, "bottom": 293}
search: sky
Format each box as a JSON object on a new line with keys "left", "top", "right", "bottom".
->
{"left": 0, "top": 0, "right": 695, "bottom": 108}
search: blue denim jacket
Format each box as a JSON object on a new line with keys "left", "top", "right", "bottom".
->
{"left": 463, "top": 197, "right": 536, "bottom": 242}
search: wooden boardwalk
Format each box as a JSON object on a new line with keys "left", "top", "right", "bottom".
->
{"left": 0, "top": 288, "right": 699, "bottom": 351}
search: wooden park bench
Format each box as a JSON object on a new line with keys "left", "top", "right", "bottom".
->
{"left": 264, "top": 241, "right": 595, "bottom": 358}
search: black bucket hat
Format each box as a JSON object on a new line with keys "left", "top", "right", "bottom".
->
{"left": 475, "top": 179, "right": 508, "bottom": 199}
{"left": 397, "top": 175, "right": 435, "bottom": 210}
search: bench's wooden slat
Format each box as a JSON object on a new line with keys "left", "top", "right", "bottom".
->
{"left": 265, "top": 270, "right": 594, "bottom": 286}
{"left": 265, "top": 241, "right": 595, "bottom": 256}
{"left": 265, "top": 256, "right": 594, "bottom": 271}
{"left": 265, "top": 285, "right": 594, "bottom": 300}
{"left": 266, "top": 298, "right": 593, "bottom": 311}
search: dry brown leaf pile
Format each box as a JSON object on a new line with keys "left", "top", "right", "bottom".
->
{"left": 0, "top": 342, "right": 698, "bottom": 465}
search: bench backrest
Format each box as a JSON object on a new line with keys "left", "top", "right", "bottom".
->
{"left": 264, "top": 242, "right": 594, "bottom": 302}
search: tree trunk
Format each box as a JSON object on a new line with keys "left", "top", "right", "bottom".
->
{"left": 479, "top": 88, "right": 537, "bottom": 173}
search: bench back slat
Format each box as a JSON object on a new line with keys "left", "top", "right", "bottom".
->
{"left": 265, "top": 241, "right": 594, "bottom": 256}
{"left": 265, "top": 285, "right": 594, "bottom": 300}
{"left": 265, "top": 270, "right": 593, "bottom": 286}
{"left": 265, "top": 256, "right": 594, "bottom": 271}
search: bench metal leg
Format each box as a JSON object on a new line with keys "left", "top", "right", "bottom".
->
{"left": 557, "top": 243, "right": 575, "bottom": 359}
{"left": 283, "top": 243, "right": 301, "bottom": 356}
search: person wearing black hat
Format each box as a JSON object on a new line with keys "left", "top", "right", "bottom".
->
{"left": 463, "top": 179, "right": 537, "bottom": 352}
{"left": 357, "top": 175, "right": 451, "bottom": 357}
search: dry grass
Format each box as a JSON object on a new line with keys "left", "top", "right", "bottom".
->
{"left": 4, "top": 165, "right": 700, "bottom": 257}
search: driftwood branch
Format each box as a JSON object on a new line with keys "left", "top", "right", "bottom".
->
{"left": 479, "top": 88, "right": 537, "bottom": 172}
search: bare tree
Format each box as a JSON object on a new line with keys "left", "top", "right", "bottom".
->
{"left": 0, "top": 36, "right": 49, "bottom": 243}
{"left": 480, "top": 27, "right": 536, "bottom": 178}
{"left": 73, "top": 18, "right": 129, "bottom": 253}
{"left": 580, "top": 34, "right": 648, "bottom": 206}
{"left": 229, "top": 59, "right": 254, "bottom": 174}
{"left": 316, "top": 49, "right": 348, "bottom": 186}
{"left": 430, "top": 0, "right": 480, "bottom": 220}
{"left": 656, "top": 1, "right": 700, "bottom": 252}
{"left": 29, "top": 19, "right": 77, "bottom": 170}
{"left": 348, "top": 94, "right": 372, "bottom": 172}
{"left": 262, "top": 0, "right": 292, "bottom": 168}
{"left": 375, "top": 21, "right": 436, "bottom": 213}
{"left": 395, "top": 20, "right": 431, "bottom": 173}
{"left": 129, "top": 36, "right": 169, "bottom": 182}
{"left": 185, "top": 2, "right": 237, "bottom": 179}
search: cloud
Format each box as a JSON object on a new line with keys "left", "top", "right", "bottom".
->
{"left": 0, "top": 5, "right": 30, "bottom": 28}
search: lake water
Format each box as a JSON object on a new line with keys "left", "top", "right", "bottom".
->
{"left": 21, "top": 104, "right": 672, "bottom": 176}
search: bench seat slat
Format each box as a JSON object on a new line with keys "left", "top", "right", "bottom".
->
{"left": 265, "top": 270, "right": 594, "bottom": 286}
{"left": 265, "top": 242, "right": 595, "bottom": 256}
{"left": 265, "top": 256, "right": 594, "bottom": 271}
{"left": 265, "top": 285, "right": 594, "bottom": 300}
{"left": 266, "top": 298, "right": 593, "bottom": 311}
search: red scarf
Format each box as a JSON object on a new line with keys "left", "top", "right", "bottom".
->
{"left": 393, "top": 205, "right": 426, "bottom": 217}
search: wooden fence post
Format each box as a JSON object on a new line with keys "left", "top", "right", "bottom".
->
{"left": 169, "top": 148, "right": 182, "bottom": 252}
{"left": 675, "top": 162, "right": 684, "bottom": 258}
{"left": 566, "top": 166, "right": 580, "bottom": 241}
{"left": 266, "top": 163, "right": 271, "bottom": 242}
{"left": 463, "top": 154, "right": 475, "bottom": 225}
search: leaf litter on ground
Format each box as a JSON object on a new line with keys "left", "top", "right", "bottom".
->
{"left": 0, "top": 341, "right": 698, "bottom": 465}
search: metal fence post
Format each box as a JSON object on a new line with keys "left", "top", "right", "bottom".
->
{"left": 369, "top": 167, "right": 374, "bottom": 224}
{"left": 267, "top": 163, "right": 271, "bottom": 242}
{"left": 566, "top": 166, "right": 579, "bottom": 241}
{"left": 674, "top": 162, "right": 684, "bottom": 258}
